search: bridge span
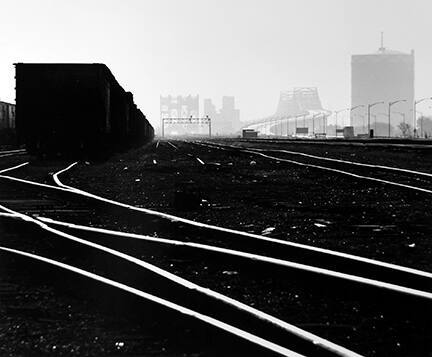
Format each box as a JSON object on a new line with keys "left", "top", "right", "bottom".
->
{"left": 243, "top": 87, "right": 332, "bottom": 137}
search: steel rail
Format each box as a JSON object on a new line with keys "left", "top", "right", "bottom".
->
{"left": 201, "top": 141, "right": 432, "bottom": 178}
{"left": 0, "top": 246, "right": 301, "bottom": 357}
{"left": 0, "top": 172, "right": 76, "bottom": 192}
{"left": 2, "top": 161, "right": 432, "bottom": 285}
{"left": 37, "top": 215, "right": 432, "bottom": 300}
{"left": 53, "top": 162, "right": 77, "bottom": 187}
{"left": 237, "top": 138, "right": 432, "bottom": 149}
{"left": 167, "top": 141, "right": 179, "bottom": 150}
{"left": 0, "top": 153, "right": 25, "bottom": 159}
{"left": 0, "top": 162, "right": 29, "bottom": 174}
{"left": 0, "top": 205, "right": 363, "bottom": 357}
{"left": 194, "top": 142, "right": 432, "bottom": 195}
{"left": 0, "top": 149, "right": 26, "bottom": 159}
{"left": 196, "top": 157, "right": 205, "bottom": 165}
{"left": 166, "top": 140, "right": 207, "bottom": 165}
{"left": 0, "top": 149, "right": 26, "bottom": 155}
{"left": 48, "top": 162, "right": 432, "bottom": 280}
{"left": 0, "top": 212, "right": 19, "bottom": 218}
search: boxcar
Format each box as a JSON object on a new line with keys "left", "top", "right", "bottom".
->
{"left": 0, "top": 101, "right": 16, "bottom": 146}
{"left": 15, "top": 63, "right": 153, "bottom": 157}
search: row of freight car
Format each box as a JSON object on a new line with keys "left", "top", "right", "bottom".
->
{"left": 15, "top": 63, "right": 154, "bottom": 158}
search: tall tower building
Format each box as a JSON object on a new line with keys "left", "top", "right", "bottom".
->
{"left": 203, "top": 96, "right": 240, "bottom": 135}
{"left": 351, "top": 36, "right": 414, "bottom": 136}
{"left": 203, "top": 98, "right": 217, "bottom": 119}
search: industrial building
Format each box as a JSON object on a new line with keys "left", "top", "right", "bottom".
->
{"left": 203, "top": 96, "right": 240, "bottom": 136}
{"left": 160, "top": 95, "right": 201, "bottom": 135}
{"left": 351, "top": 41, "right": 415, "bottom": 136}
{"left": 160, "top": 95, "right": 199, "bottom": 119}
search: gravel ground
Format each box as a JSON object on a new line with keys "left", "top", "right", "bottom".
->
{"left": 2, "top": 139, "right": 432, "bottom": 356}
{"left": 62, "top": 140, "right": 432, "bottom": 272}
{"left": 0, "top": 271, "right": 172, "bottom": 357}
{"left": 58, "top": 138, "right": 432, "bottom": 356}
{"left": 219, "top": 139, "right": 432, "bottom": 173}
{"left": 1, "top": 218, "right": 273, "bottom": 357}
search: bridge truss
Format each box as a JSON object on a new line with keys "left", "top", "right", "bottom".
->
{"left": 161, "top": 116, "right": 212, "bottom": 138}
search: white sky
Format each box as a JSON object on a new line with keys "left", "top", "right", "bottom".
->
{"left": 1, "top": 0, "right": 432, "bottom": 128}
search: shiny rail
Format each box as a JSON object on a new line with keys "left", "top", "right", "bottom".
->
{"left": 194, "top": 141, "right": 432, "bottom": 195}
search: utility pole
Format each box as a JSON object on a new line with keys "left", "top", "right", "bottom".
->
{"left": 162, "top": 118, "right": 165, "bottom": 138}
{"left": 334, "top": 108, "right": 349, "bottom": 136}
{"left": 420, "top": 116, "right": 424, "bottom": 138}
{"left": 388, "top": 99, "right": 406, "bottom": 137}
{"left": 324, "top": 113, "right": 328, "bottom": 135}
{"left": 379, "top": 31, "right": 385, "bottom": 51}
{"left": 367, "top": 102, "right": 384, "bottom": 136}
{"left": 414, "top": 98, "right": 432, "bottom": 136}
{"left": 280, "top": 117, "right": 283, "bottom": 137}
{"left": 312, "top": 113, "right": 321, "bottom": 136}
{"left": 312, "top": 114, "right": 315, "bottom": 135}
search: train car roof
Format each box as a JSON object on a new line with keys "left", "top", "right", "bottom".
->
{"left": 14, "top": 62, "right": 124, "bottom": 93}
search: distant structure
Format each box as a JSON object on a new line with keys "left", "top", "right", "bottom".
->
{"left": 160, "top": 95, "right": 200, "bottom": 135}
{"left": 351, "top": 34, "right": 415, "bottom": 136}
{"left": 275, "top": 87, "right": 323, "bottom": 117}
{"left": 0, "top": 101, "right": 16, "bottom": 130}
{"left": 203, "top": 98, "right": 217, "bottom": 121}
{"left": 242, "top": 87, "right": 329, "bottom": 137}
{"left": 203, "top": 96, "right": 240, "bottom": 136}
{"left": 160, "top": 95, "right": 199, "bottom": 118}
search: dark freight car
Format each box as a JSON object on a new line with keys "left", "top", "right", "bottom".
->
{"left": 15, "top": 63, "right": 153, "bottom": 157}
{"left": 0, "top": 101, "right": 17, "bottom": 146}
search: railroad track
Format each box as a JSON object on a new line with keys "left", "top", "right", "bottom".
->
{"left": 194, "top": 141, "right": 432, "bottom": 194}
{"left": 166, "top": 140, "right": 179, "bottom": 151}
{"left": 3, "top": 160, "right": 432, "bottom": 355}
{"left": 220, "top": 141, "right": 432, "bottom": 176}
{"left": 4, "top": 161, "right": 432, "bottom": 298}
{"left": 165, "top": 140, "right": 209, "bottom": 166}
{"left": 0, "top": 148, "right": 26, "bottom": 158}
{"left": 52, "top": 162, "right": 432, "bottom": 295}
{"left": 232, "top": 138, "right": 432, "bottom": 149}
{"left": 152, "top": 140, "right": 208, "bottom": 168}
{"left": 0, "top": 179, "right": 360, "bottom": 356}
{"left": 0, "top": 150, "right": 29, "bottom": 173}
{"left": 0, "top": 162, "right": 29, "bottom": 174}
{"left": 0, "top": 238, "right": 291, "bottom": 357}
{"left": 34, "top": 215, "right": 432, "bottom": 297}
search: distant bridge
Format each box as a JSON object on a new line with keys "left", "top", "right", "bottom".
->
{"left": 244, "top": 88, "right": 331, "bottom": 137}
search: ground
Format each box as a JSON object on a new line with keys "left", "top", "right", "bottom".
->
{"left": 62, "top": 139, "right": 432, "bottom": 271}
{"left": 2, "top": 138, "right": 432, "bottom": 356}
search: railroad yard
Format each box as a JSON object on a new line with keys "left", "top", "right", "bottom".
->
{"left": 1, "top": 139, "right": 432, "bottom": 356}
{"left": 4, "top": 2, "right": 432, "bottom": 356}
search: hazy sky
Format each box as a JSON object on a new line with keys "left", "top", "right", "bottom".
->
{"left": 1, "top": 0, "right": 432, "bottom": 128}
